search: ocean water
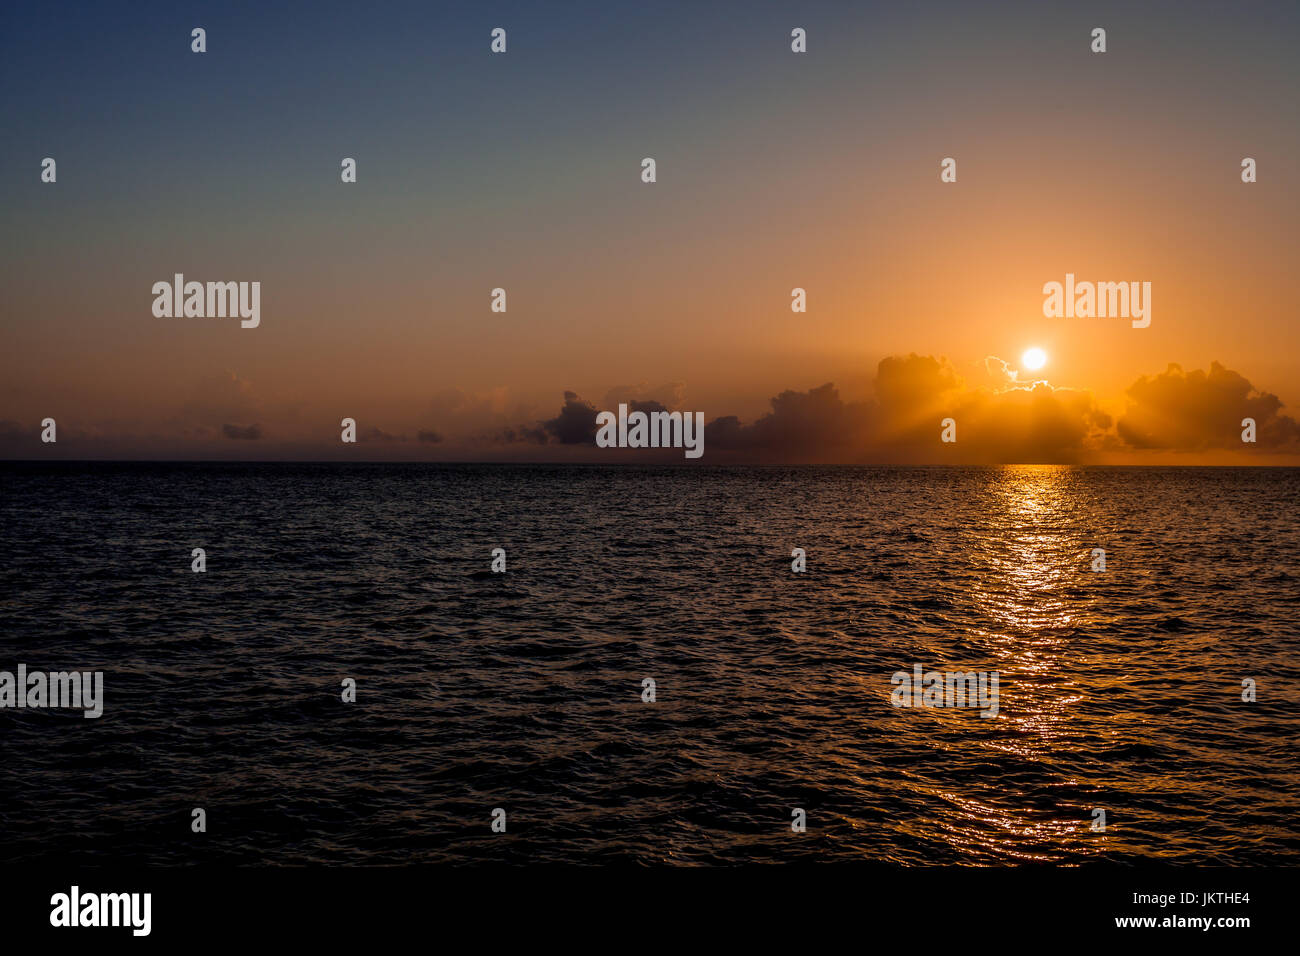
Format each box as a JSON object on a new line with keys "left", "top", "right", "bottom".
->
{"left": 1, "top": 462, "right": 1297, "bottom": 865}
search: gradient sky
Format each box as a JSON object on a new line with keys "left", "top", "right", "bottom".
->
{"left": 2, "top": 0, "right": 1298, "bottom": 462}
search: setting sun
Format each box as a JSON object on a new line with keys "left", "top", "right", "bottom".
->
{"left": 1022, "top": 347, "right": 1048, "bottom": 371}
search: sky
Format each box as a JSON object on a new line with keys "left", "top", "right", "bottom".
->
{"left": 2, "top": 0, "right": 1298, "bottom": 463}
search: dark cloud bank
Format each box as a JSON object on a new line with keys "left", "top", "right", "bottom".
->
{"left": 499, "top": 356, "right": 1299, "bottom": 463}
{"left": 2, "top": 358, "right": 1294, "bottom": 463}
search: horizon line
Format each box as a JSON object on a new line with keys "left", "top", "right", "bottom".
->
{"left": 3, "top": 459, "right": 1298, "bottom": 469}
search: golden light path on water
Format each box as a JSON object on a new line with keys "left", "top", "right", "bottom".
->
{"left": 905, "top": 466, "right": 1108, "bottom": 863}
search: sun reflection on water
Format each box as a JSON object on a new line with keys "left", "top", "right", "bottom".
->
{"left": 923, "top": 465, "right": 1107, "bottom": 862}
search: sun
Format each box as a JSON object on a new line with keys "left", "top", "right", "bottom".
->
{"left": 1021, "top": 347, "right": 1048, "bottom": 371}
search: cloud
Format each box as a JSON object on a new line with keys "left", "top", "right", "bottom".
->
{"left": 704, "top": 355, "right": 1108, "bottom": 462}
{"left": 1117, "top": 362, "right": 1300, "bottom": 450}
{"left": 706, "top": 382, "right": 873, "bottom": 458}
{"left": 871, "top": 353, "right": 964, "bottom": 444}
{"left": 495, "top": 423, "right": 550, "bottom": 444}
{"left": 467, "top": 357, "right": 1296, "bottom": 463}
{"left": 417, "top": 429, "right": 443, "bottom": 444}
{"left": 952, "top": 380, "right": 1112, "bottom": 462}
{"left": 502, "top": 391, "right": 683, "bottom": 448}
{"left": 983, "top": 355, "right": 1026, "bottom": 385}
{"left": 221, "top": 423, "right": 263, "bottom": 440}
{"left": 546, "top": 391, "right": 599, "bottom": 444}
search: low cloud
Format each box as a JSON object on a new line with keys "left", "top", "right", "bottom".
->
{"left": 221, "top": 423, "right": 262, "bottom": 440}
{"left": 705, "top": 354, "right": 1108, "bottom": 462}
{"left": 494, "top": 356, "right": 1290, "bottom": 462}
{"left": 543, "top": 391, "right": 601, "bottom": 444}
{"left": 29, "top": 359, "right": 1271, "bottom": 463}
{"left": 1117, "top": 362, "right": 1300, "bottom": 450}
{"left": 495, "top": 389, "right": 678, "bottom": 448}
{"left": 706, "top": 382, "right": 873, "bottom": 457}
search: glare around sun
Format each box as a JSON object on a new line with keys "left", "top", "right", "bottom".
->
{"left": 1022, "top": 347, "right": 1048, "bottom": 371}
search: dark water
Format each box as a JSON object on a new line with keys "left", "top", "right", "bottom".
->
{"left": 1, "top": 463, "right": 1297, "bottom": 865}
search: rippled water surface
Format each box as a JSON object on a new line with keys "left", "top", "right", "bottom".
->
{"left": 2, "top": 463, "right": 1297, "bottom": 864}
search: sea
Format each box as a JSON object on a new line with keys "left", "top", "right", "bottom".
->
{"left": 1, "top": 462, "right": 1297, "bottom": 865}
